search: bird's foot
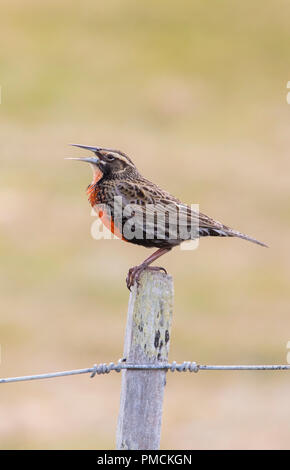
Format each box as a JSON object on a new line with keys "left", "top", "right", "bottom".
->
{"left": 126, "top": 264, "right": 167, "bottom": 290}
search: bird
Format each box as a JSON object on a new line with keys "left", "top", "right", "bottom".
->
{"left": 66, "top": 144, "right": 267, "bottom": 290}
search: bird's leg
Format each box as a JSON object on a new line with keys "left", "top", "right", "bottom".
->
{"left": 126, "top": 247, "right": 171, "bottom": 290}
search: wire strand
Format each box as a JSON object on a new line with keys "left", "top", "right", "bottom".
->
{"left": 1, "top": 361, "right": 290, "bottom": 384}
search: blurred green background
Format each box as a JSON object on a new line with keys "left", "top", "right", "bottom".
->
{"left": 1, "top": 0, "right": 290, "bottom": 449}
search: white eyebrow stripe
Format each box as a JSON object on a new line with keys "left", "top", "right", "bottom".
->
{"left": 114, "top": 153, "right": 135, "bottom": 167}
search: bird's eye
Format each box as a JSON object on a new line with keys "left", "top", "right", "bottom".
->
{"left": 106, "top": 154, "right": 115, "bottom": 161}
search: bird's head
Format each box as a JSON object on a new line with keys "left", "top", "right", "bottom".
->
{"left": 66, "top": 144, "right": 137, "bottom": 183}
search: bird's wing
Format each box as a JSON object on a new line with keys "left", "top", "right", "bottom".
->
{"left": 114, "top": 181, "right": 203, "bottom": 241}
{"left": 115, "top": 181, "right": 267, "bottom": 246}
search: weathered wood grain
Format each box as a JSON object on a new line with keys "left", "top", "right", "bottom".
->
{"left": 116, "top": 269, "right": 174, "bottom": 450}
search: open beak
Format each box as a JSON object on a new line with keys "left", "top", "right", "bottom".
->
{"left": 65, "top": 144, "right": 103, "bottom": 165}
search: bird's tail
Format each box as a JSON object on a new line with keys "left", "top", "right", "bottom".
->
{"left": 226, "top": 228, "right": 268, "bottom": 247}
{"left": 195, "top": 211, "right": 267, "bottom": 247}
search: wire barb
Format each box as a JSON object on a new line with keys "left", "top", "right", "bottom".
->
{"left": 90, "top": 361, "right": 122, "bottom": 378}
{"left": 169, "top": 361, "right": 199, "bottom": 372}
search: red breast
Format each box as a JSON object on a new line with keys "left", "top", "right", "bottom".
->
{"left": 87, "top": 175, "right": 126, "bottom": 241}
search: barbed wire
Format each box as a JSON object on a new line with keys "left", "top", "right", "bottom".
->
{"left": 0, "top": 360, "right": 290, "bottom": 384}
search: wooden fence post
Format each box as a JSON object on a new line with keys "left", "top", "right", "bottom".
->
{"left": 116, "top": 269, "right": 174, "bottom": 450}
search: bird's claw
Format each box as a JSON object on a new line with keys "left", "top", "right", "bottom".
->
{"left": 126, "top": 265, "right": 142, "bottom": 290}
{"left": 126, "top": 265, "right": 167, "bottom": 290}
